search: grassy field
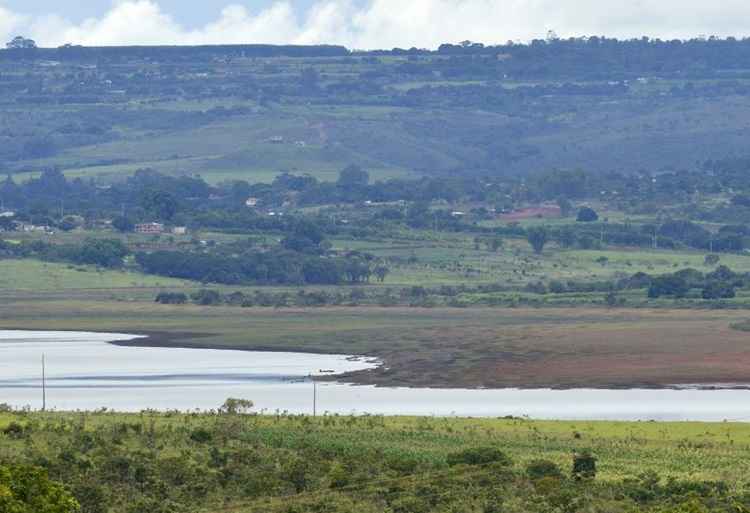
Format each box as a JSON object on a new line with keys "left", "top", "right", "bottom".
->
{"left": 2, "top": 411, "right": 749, "bottom": 483}
{"left": 2, "top": 300, "right": 750, "bottom": 389}
{"left": 2, "top": 410, "right": 750, "bottom": 513}
{"left": 0, "top": 259, "right": 191, "bottom": 291}
{"left": 332, "top": 230, "right": 750, "bottom": 289}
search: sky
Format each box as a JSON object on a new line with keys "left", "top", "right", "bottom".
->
{"left": 2, "top": 0, "right": 750, "bottom": 50}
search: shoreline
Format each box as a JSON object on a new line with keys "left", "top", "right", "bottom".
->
{"left": 4, "top": 327, "right": 750, "bottom": 392}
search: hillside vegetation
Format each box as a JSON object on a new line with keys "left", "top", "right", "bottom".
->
{"left": 3, "top": 410, "right": 750, "bottom": 513}
{"left": 5, "top": 38, "right": 750, "bottom": 182}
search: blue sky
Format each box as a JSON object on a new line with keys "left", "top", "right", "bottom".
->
{"left": 2, "top": 1, "right": 320, "bottom": 26}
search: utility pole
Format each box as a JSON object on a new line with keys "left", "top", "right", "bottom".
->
{"left": 310, "top": 374, "right": 317, "bottom": 417}
{"left": 41, "top": 354, "right": 46, "bottom": 412}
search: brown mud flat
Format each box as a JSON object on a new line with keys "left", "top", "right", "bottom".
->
{"left": 2, "top": 303, "right": 750, "bottom": 389}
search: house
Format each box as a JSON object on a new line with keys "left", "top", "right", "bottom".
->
{"left": 172, "top": 226, "right": 188, "bottom": 235}
{"left": 135, "top": 222, "right": 164, "bottom": 234}
{"left": 245, "top": 197, "right": 259, "bottom": 208}
{"left": 0, "top": 211, "right": 15, "bottom": 218}
{"left": 18, "top": 223, "right": 52, "bottom": 233}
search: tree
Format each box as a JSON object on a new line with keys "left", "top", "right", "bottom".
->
{"left": 558, "top": 227, "right": 576, "bottom": 248}
{"left": 702, "top": 281, "right": 735, "bottom": 300}
{"left": 6, "top": 36, "right": 37, "bottom": 49}
{"left": 141, "top": 190, "right": 178, "bottom": 221}
{"left": 76, "top": 238, "right": 129, "bottom": 268}
{"left": 112, "top": 216, "right": 134, "bottom": 233}
{"left": 58, "top": 217, "right": 77, "bottom": 232}
{"left": 374, "top": 265, "right": 390, "bottom": 282}
{"left": 704, "top": 254, "right": 720, "bottom": 266}
{"left": 220, "top": 398, "right": 254, "bottom": 414}
{"left": 527, "top": 227, "right": 549, "bottom": 254}
{"left": 337, "top": 165, "right": 369, "bottom": 189}
{"left": 577, "top": 207, "right": 599, "bottom": 222}
{"left": 556, "top": 197, "right": 573, "bottom": 217}
{"left": 191, "top": 289, "right": 223, "bottom": 305}
{"left": 0, "top": 464, "right": 79, "bottom": 513}
{"left": 648, "top": 274, "right": 689, "bottom": 298}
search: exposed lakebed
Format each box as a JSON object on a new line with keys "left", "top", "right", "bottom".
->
{"left": 2, "top": 330, "right": 750, "bottom": 421}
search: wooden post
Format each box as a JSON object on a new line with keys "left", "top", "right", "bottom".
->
{"left": 41, "top": 354, "right": 46, "bottom": 412}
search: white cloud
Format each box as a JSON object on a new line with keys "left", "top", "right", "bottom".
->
{"left": 0, "top": 5, "right": 26, "bottom": 45}
{"left": 2, "top": 0, "right": 750, "bottom": 50}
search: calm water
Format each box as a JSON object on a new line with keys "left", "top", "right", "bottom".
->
{"left": 2, "top": 330, "right": 750, "bottom": 421}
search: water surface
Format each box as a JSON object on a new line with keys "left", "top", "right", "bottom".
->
{"left": 2, "top": 330, "right": 750, "bottom": 421}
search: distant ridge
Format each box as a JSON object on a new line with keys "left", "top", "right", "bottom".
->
{"left": 0, "top": 44, "right": 350, "bottom": 61}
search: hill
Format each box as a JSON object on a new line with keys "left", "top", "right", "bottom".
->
{"left": 4, "top": 37, "right": 750, "bottom": 183}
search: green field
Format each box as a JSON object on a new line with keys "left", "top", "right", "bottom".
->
{"left": 332, "top": 230, "right": 750, "bottom": 290}
{"left": 0, "top": 259, "right": 191, "bottom": 291}
{"left": 2, "top": 411, "right": 750, "bottom": 513}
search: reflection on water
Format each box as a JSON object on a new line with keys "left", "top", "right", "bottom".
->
{"left": 3, "top": 331, "right": 750, "bottom": 421}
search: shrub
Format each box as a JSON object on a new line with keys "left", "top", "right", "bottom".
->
{"left": 189, "top": 428, "right": 213, "bottom": 443}
{"left": 191, "top": 289, "right": 223, "bottom": 306}
{"left": 572, "top": 451, "right": 597, "bottom": 479}
{"left": 704, "top": 254, "right": 720, "bottom": 266}
{"left": 2, "top": 422, "right": 26, "bottom": 439}
{"left": 526, "top": 459, "right": 563, "bottom": 480}
{"left": 219, "top": 398, "right": 254, "bottom": 415}
{"left": 0, "top": 464, "right": 79, "bottom": 513}
{"left": 446, "top": 447, "right": 512, "bottom": 467}
{"left": 577, "top": 207, "right": 599, "bottom": 222}
{"left": 155, "top": 292, "right": 188, "bottom": 305}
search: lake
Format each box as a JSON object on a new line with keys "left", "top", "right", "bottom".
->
{"left": 2, "top": 330, "right": 750, "bottom": 421}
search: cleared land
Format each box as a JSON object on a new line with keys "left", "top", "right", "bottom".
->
{"left": 2, "top": 300, "right": 750, "bottom": 389}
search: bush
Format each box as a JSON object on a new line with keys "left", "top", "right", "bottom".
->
{"left": 0, "top": 464, "right": 79, "bottom": 513}
{"left": 191, "top": 289, "right": 223, "bottom": 306}
{"left": 155, "top": 292, "right": 188, "bottom": 305}
{"left": 2, "top": 421, "right": 26, "bottom": 439}
{"left": 577, "top": 207, "right": 599, "bottom": 222}
{"left": 189, "top": 428, "right": 213, "bottom": 443}
{"left": 702, "top": 281, "right": 736, "bottom": 300}
{"left": 526, "top": 459, "right": 563, "bottom": 480}
{"left": 446, "top": 447, "right": 512, "bottom": 467}
{"left": 572, "top": 451, "right": 597, "bottom": 479}
{"left": 704, "top": 254, "right": 720, "bottom": 266}
{"left": 648, "top": 274, "right": 689, "bottom": 298}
